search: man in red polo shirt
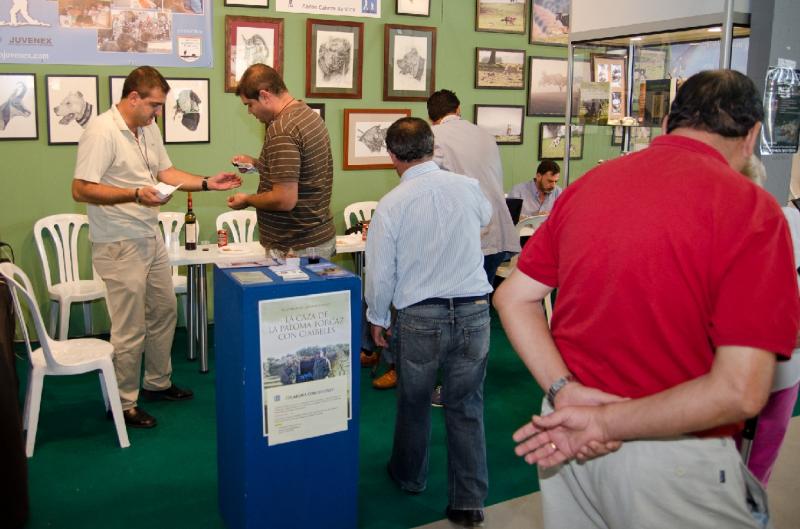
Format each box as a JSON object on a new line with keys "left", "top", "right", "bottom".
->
{"left": 494, "top": 70, "right": 800, "bottom": 528}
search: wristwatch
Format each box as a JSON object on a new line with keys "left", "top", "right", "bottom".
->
{"left": 201, "top": 177, "right": 209, "bottom": 191}
{"left": 546, "top": 374, "right": 575, "bottom": 407}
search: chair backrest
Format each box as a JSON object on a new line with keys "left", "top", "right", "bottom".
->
{"left": 158, "top": 211, "right": 186, "bottom": 250}
{"left": 0, "top": 263, "right": 59, "bottom": 367}
{"left": 33, "top": 214, "right": 91, "bottom": 290}
{"left": 343, "top": 201, "right": 378, "bottom": 230}
{"left": 216, "top": 211, "right": 257, "bottom": 244}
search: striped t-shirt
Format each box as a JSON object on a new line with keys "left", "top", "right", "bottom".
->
{"left": 256, "top": 101, "right": 335, "bottom": 252}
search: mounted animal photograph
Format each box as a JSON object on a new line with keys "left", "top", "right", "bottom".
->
{"left": 527, "top": 55, "right": 589, "bottom": 116}
{"left": 475, "top": 47, "right": 526, "bottom": 89}
{"left": 0, "top": 73, "right": 37, "bottom": 141}
{"left": 45, "top": 75, "right": 98, "bottom": 145}
{"left": 476, "top": 0, "right": 528, "bottom": 34}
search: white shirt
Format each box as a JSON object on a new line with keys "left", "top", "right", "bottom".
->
{"left": 775, "top": 206, "right": 800, "bottom": 391}
{"left": 73, "top": 105, "right": 172, "bottom": 242}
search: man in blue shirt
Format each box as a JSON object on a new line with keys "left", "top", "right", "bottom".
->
{"left": 366, "top": 117, "right": 493, "bottom": 527}
{"left": 508, "top": 160, "right": 562, "bottom": 217}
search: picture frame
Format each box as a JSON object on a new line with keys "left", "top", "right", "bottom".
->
{"left": 306, "top": 19, "right": 364, "bottom": 99}
{"left": 163, "top": 78, "right": 210, "bottom": 144}
{"left": 590, "top": 53, "right": 627, "bottom": 119}
{"left": 45, "top": 75, "right": 99, "bottom": 145}
{"left": 530, "top": 0, "right": 570, "bottom": 45}
{"left": 225, "top": 15, "right": 284, "bottom": 93}
{"left": 307, "top": 102, "right": 326, "bottom": 121}
{"left": 108, "top": 76, "right": 125, "bottom": 109}
{"left": 475, "top": 48, "right": 526, "bottom": 90}
{"left": 224, "top": 0, "right": 268, "bottom": 6}
{"left": 538, "top": 122, "right": 584, "bottom": 160}
{"left": 526, "top": 56, "right": 589, "bottom": 117}
{"left": 383, "top": 24, "right": 436, "bottom": 102}
{"left": 397, "top": 0, "right": 430, "bottom": 16}
{"left": 343, "top": 108, "right": 410, "bottom": 170}
{"left": 474, "top": 104, "right": 525, "bottom": 145}
{"left": 610, "top": 125, "right": 624, "bottom": 146}
{"left": 0, "top": 73, "right": 38, "bottom": 141}
{"left": 476, "top": 0, "right": 527, "bottom": 34}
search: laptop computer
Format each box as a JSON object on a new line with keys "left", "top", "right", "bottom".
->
{"left": 505, "top": 198, "right": 523, "bottom": 225}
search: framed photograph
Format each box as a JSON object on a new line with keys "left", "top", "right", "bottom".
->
{"left": 163, "top": 78, "right": 210, "bottom": 144}
{"left": 343, "top": 108, "right": 411, "bottom": 170}
{"left": 225, "top": 15, "right": 284, "bottom": 93}
{"left": 591, "top": 53, "right": 627, "bottom": 119}
{"left": 306, "top": 19, "right": 363, "bottom": 99}
{"left": 307, "top": 102, "right": 326, "bottom": 121}
{"left": 530, "top": 0, "right": 570, "bottom": 45}
{"left": 45, "top": 75, "right": 99, "bottom": 145}
{"left": 0, "top": 73, "right": 37, "bottom": 141}
{"left": 538, "top": 122, "right": 584, "bottom": 160}
{"left": 108, "top": 76, "right": 125, "bottom": 108}
{"left": 476, "top": 0, "right": 527, "bottom": 34}
{"left": 526, "top": 56, "right": 589, "bottom": 117}
{"left": 475, "top": 48, "right": 525, "bottom": 90}
{"left": 611, "top": 125, "right": 624, "bottom": 146}
{"left": 397, "top": 0, "right": 429, "bottom": 16}
{"left": 474, "top": 104, "right": 524, "bottom": 145}
{"left": 384, "top": 24, "right": 436, "bottom": 102}
{"left": 225, "top": 0, "right": 268, "bottom": 6}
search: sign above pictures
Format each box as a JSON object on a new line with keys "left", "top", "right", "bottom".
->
{"left": 274, "top": 0, "right": 380, "bottom": 18}
{"left": 0, "top": 0, "right": 213, "bottom": 68}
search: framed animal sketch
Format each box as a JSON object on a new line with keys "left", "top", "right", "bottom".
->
{"left": 538, "top": 122, "right": 584, "bottom": 160}
{"left": 164, "top": 78, "right": 210, "bottom": 144}
{"left": 474, "top": 104, "right": 525, "bottom": 145}
{"left": 397, "top": 0, "right": 430, "bottom": 16}
{"left": 306, "top": 19, "right": 364, "bottom": 99}
{"left": 225, "top": 0, "right": 269, "bottom": 6}
{"left": 45, "top": 75, "right": 99, "bottom": 145}
{"left": 475, "top": 48, "right": 526, "bottom": 90}
{"left": 476, "top": 0, "right": 527, "bottom": 34}
{"left": 530, "top": 0, "right": 570, "bottom": 45}
{"left": 383, "top": 24, "right": 437, "bottom": 102}
{"left": 0, "top": 73, "right": 37, "bottom": 141}
{"left": 225, "top": 15, "right": 284, "bottom": 93}
{"left": 108, "top": 76, "right": 126, "bottom": 109}
{"left": 343, "top": 108, "right": 410, "bottom": 170}
{"left": 307, "top": 103, "right": 326, "bottom": 121}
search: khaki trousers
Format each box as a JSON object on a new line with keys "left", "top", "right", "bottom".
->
{"left": 93, "top": 237, "right": 177, "bottom": 410}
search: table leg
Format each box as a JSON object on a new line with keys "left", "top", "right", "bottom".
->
{"left": 186, "top": 265, "right": 197, "bottom": 361}
{"left": 198, "top": 264, "right": 209, "bottom": 373}
{"left": 357, "top": 251, "right": 365, "bottom": 298}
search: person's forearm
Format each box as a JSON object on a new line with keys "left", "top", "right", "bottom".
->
{"left": 158, "top": 167, "right": 205, "bottom": 191}
{"left": 245, "top": 190, "right": 297, "bottom": 211}
{"left": 72, "top": 179, "right": 135, "bottom": 205}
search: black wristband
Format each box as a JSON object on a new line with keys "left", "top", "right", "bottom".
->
{"left": 202, "top": 177, "right": 209, "bottom": 191}
{"left": 134, "top": 187, "right": 141, "bottom": 204}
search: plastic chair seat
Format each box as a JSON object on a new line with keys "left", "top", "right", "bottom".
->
{"left": 48, "top": 279, "right": 106, "bottom": 303}
{"left": 30, "top": 338, "right": 114, "bottom": 372}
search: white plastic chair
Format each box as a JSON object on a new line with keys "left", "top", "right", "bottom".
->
{"left": 216, "top": 210, "right": 258, "bottom": 243}
{"left": 33, "top": 214, "right": 107, "bottom": 341}
{"left": 495, "top": 216, "right": 545, "bottom": 280}
{"left": 157, "top": 212, "right": 199, "bottom": 323}
{"left": 343, "top": 201, "right": 378, "bottom": 230}
{"left": 0, "top": 262, "right": 129, "bottom": 457}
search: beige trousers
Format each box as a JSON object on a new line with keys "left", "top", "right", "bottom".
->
{"left": 92, "top": 237, "right": 177, "bottom": 410}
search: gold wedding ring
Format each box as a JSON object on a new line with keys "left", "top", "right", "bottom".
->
{"left": 549, "top": 442, "right": 557, "bottom": 450}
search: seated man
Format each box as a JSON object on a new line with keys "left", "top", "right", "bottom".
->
{"left": 508, "top": 160, "right": 562, "bottom": 218}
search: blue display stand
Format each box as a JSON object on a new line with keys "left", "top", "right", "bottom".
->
{"left": 214, "top": 260, "right": 361, "bottom": 529}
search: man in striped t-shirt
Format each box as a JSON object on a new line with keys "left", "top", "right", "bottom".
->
{"left": 228, "top": 64, "right": 335, "bottom": 257}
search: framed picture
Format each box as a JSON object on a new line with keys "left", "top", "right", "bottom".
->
{"left": 306, "top": 19, "right": 364, "bottom": 99}
{"left": 225, "top": 0, "right": 268, "bottom": 6}
{"left": 530, "top": 0, "right": 570, "bottom": 45}
{"left": 475, "top": 48, "right": 525, "bottom": 90}
{"left": 474, "top": 104, "right": 525, "bottom": 145}
{"left": 611, "top": 125, "right": 624, "bottom": 146}
{"left": 307, "top": 103, "right": 326, "bottom": 121}
{"left": 632, "top": 126, "right": 652, "bottom": 151}
{"left": 0, "top": 73, "right": 37, "bottom": 141}
{"left": 476, "top": 0, "right": 527, "bottom": 34}
{"left": 538, "top": 122, "right": 584, "bottom": 160}
{"left": 383, "top": 24, "right": 436, "bottom": 102}
{"left": 526, "top": 56, "right": 589, "bottom": 117}
{"left": 108, "top": 76, "right": 125, "bottom": 108}
{"left": 163, "top": 78, "right": 210, "bottom": 144}
{"left": 45, "top": 75, "right": 99, "bottom": 145}
{"left": 343, "top": 108, "right": 410, "bottom": 170}
{"left": 225, "top": 15, "right": 284, "bottom": 93}
{"left": 591, "top": 53, "right": 627, "bottom": 119}
{"left": 397, "top": 0, "right": 429, "bottom": 16}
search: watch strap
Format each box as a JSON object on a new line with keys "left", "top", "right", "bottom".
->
{"left": 201, "top": 177, "right": 209, "bottom": 191}
{"left": 546, "top": 374, "right": 575, "bottom": 407}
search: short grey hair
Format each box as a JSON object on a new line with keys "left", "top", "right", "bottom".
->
{"left": 741, "top": 155, "right": 767, "bottom": 188}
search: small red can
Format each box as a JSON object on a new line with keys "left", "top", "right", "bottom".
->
{"left": 362, "top": 220, "right": 370, "bottom": 241}
{"left": 217, "top": 229, "right": 228, "bottom": 247}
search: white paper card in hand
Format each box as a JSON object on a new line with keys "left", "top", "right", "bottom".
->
{"left": 154, "top": 182, "right": 183, "bottom": 200}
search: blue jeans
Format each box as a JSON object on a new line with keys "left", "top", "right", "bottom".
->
{"left": 388, "top": 300, "right": 490, "bottom": 509}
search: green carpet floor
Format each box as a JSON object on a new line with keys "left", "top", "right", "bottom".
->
{"left": 16, "top": 310, "right": 543, "bottom": 529}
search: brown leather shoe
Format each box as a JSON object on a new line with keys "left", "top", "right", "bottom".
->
{"left": 360, "top": 350, "right": 379, "bottom": 368}
{"left": 372, "top": 367, "right": 397, "bottom": 389}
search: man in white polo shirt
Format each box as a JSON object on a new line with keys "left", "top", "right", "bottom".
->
{"left": 72, "top": 66, "right": 241, "bottom": 428}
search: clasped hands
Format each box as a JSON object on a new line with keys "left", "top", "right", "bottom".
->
{"left": 513, "top": 382, "right": 626, "bottom": 468}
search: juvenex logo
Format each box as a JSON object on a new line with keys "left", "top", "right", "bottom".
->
{"left": 8, "top": 36, "right": 53, "bottom": 46}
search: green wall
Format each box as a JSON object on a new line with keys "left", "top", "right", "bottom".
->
{"left": 0, "top": 0, "right": 608, "bottom": 334}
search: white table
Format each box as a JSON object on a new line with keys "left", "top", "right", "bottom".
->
{"left": 170, "top": 240, "right": 366, "bottom": 373}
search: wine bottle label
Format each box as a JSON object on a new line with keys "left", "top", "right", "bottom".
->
{"left": 186, "top": 223, "right": 197, "bottom": 244}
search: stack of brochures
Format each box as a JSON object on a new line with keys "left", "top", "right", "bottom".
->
{"left": 231, "top": 271, "right": 272, "bottom": 284}
{"left": 306, "top": 263, "right": 349, "bottom": 278}
{"left": 274, "top": 269, "right": 309, "bottom": 281}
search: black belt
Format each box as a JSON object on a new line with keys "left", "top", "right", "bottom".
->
{"left": 409, "top": 295, "right": 489, "bottom": 308}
